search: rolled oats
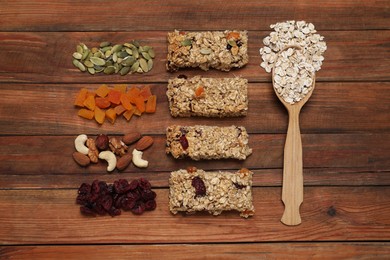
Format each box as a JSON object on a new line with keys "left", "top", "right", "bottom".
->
{"left": 167, "top": 30, "right": 249, "bottom": 72}
{"left": 167, "top": 76, "right": 248, "bottom": 117}
{"left": 165, "top": 125, "right": 252, "bottom": 160}
{"left": 169, "top": 168, "right": 255, "bottom": 218}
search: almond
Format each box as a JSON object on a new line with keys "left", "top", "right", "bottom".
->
{"left": 122, "top": 132, "right": 141, "bottom": 145}
{"left": 72, "top": 152, "right": 91, "bottom": 167}
{"left": 116, "top": 153, "right": 132, "bottom": 171}
{"left": 135, "top": 136, "right": 154, "bottom": 151}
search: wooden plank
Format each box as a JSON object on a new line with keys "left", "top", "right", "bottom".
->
{"left": 0, "top": 187, "right": 389, "bottom": 244}
{"left": 0, "top": 133, "right": 388, "bottom": 176}
{"left": 0, "top": 82, "right": 389, "bottom": 135}
{"left": 0, "top": 31, "right": 389, "bottom": 83}
{"left": 1, "top": 243, "right": 389, "bottom": 259}
{"left": 1, "top": 168, "right": 389, "bottom": 189}
{"left": 1, "top": 0, "right": 389, "bottom": 31}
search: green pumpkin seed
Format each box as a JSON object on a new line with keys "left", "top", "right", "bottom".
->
{"left": 101, "top": 46, "right": 111, "bottom": 53}
{"left": 114, "top": 63, "right": 120, "bottom": 73}
{"left": 181, "top": 38, "right": 192, "bottom": 46}
{"left": 73, "top": 52, "right": 83, "bottom": 59}
{"left": 200, "top": 48, "right": 212, "bottom": 55}
{"left": 131, "top": 61, "right": 140, "bottom": 72}
{"left": 132, "top": 40, "right": 140, "bottom": 47}
{"left": 117, "top": 51, "right": 128, "bottom": 58}
{"left": 132, "top": 47, "right": 139, "bottom": 59}
{"left": 72, "top": 59, "right": 80, "bottom": 68}
{"left": 105, "top": 50, "right": 112, "bottom": 58}
{"left": 117, "top": 58, "right": 123, "bottom": 64}
{"left": 112, "top": 52, "right": 118, "bottom": 62}
{"left": 111, "top": 44, "right": 123, "bottom": 53}
{"left": 147, "top": 59, "right": 153, "bottom": 71}
{"left": 124, "top": 43, "right": 135, "bottom": 48}
{"left": 148, "top": 48, "right": 155, "bottom": 58}
{"left": 90, "top": 57, "right": 106, "bottom": 66}
{"left": 100, "top": 41, "right": 111, "bottom": 48}
{"left": 138, "top": 46, "right": 144, "bottom": 52}
{"left": 141, "top": 52, "right": 151, "bottom": 60}
{"left": 93, "top": 51, "right": 102, "bottom": 58}
{"left": 122, "top": 56, "right": 135, "bottom": 67}
{"left": 84, "top": 60, "right": 94, "bottom": 68}
{"left": 104, "top": 66, "right": 115, "bottom": 74}
{"left": 125, "top": 48, "right": 133, "bottom": 55}
{"left": 105, "top": 60, "right": 113, "bottom": 67}
{"left": 120, "top": 66, "right": 131, "bottom": 76}
{"left": 87, "top": 67, "right": 95, "bottom": 75}
{"left": 76, "top": 45, "right": 84, "bottom": 54}
{"left": 91, "top": 47, "right": 99, "bottom": 54}
{"left": 139, "top": 58, "right": 148, "bottom": 72}
{"left": 81, "top": 49, "right": 90, "bottom": 60}
{"left": 77, "top": 62, "right": 86, "bottom": 72}
{"left": 94, "top": 65, "right": 105, "bottom": 72}
{"left": 143, "top": 46, "right": 151, "bottom": 51}
{"left": 80, "top": 43, "right": 88, "bottom": 50}
{"left": 227, "top": 39, "right": 237, "bottom": 47}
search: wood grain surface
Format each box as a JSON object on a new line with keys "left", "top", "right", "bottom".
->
{"left": 0, "top": 0, "right": 389, "bottom": 258}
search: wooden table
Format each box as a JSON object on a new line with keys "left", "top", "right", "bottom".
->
{"left": 1, "top": 1, "right": 389, "bottom": 258}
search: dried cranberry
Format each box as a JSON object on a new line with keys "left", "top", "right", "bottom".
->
{"left": 76, "top": 194, "right": 90, "bottom": 205}
{"left": 99, "top": 195, "right": 113, "bottom": 211}
{"left": 91, "top": 180, "right": 100, "bottom": 194}
{"left": 92, "top": 203, "right": 106, "bottom": 215}
{"left": 80, "top": 206, "right": 96, "bottom": 216}
{"left": 177, "top": 74, "right": 187, "bottom": 79}
{"left": 114, "top": 194, "right": 126, "bottom": 209}
{"left": 138, "top": 178, "right": 152, "bottom": 191}
{"left": 129, "top": 179, "right": 139, "bottom": 190}
{"left": 145, "top": 200, "right": 157, "bottom": 211}
{"left": 78, "top": 183, "right": 91, "bottom": 194}
{"left": 179, "top": 136, "right": 189, "bottom": 150}
{"left": 114, "top": 179, "right": 130, "bottom": 194}
{"left": 191, "top": 176, "right": 206, "bottom": 197}
{"left": 107, "top": 184, "right": 114, "bottom": 194}
{"left": 122, "top": 197, "right": 137, "bottom": 211}
{"left": 131, "top": 202, "right": 146, "bottom": 215}
{"left": 141, "top": 190, "right": 156, "bottom": 201}
{"left": 127, "top": 191, "right": 141, "bottom": 201}
{"left": 108, "top": 207, "right": 121, "bottom": 217}
{"left": 233, "top": 183, "right": 246, "bottom": 189}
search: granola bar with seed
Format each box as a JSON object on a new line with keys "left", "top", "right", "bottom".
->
{"left": 169, "top": 168, "right": 255, "bottom": 218}
{"left": 166, "top": 125, "right": 252, "bottom": 160}
{"left": 167, "top": 30, "right": 249, "bottom": 72}
{"left": 167, "top": 76, "right": 248, "bottom": 117}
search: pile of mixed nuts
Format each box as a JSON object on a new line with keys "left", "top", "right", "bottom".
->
{"left": 72, "top": 41, "right": 155, "bottom": 75}
{"left": 72, "top": 132, "right": 154, "bottom": 172}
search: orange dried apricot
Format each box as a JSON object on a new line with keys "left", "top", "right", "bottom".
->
{"left": 105, "top": 108, "right": 117, "bottom": 124}
{"left": 107, "top": 89, "right": 122, "bottom": 105}
{"left": 139, "top": 86, "right": 152, "bottom": 101}
{"left": 94, "top": 106, "right": 105, "bottom": 124}
{"left": 145, "top": 95, "right": 157, "bottom": 113}
{"left": 83, "top": 95, "right": 96, "bottom": 111}
{"left": 78, "top": 109, "right": 94, "bottom": 119}
{"left": 95, "top": 97, "right": 111, "bottom": 109}
{"left": 95, "top": 84, "right": 110, "bottom": 97}
{"left": 74, "top": 88, "right": 88, "bottom": 107}
{"left": 120, "top": 93, "right": 133, "bottom": 111}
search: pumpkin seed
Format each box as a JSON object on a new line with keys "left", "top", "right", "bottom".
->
{"left": 104, "top": 66, "right": 115, "bottom": 74}
{"left": 181, "top": 38, "right": 192, "bottom": 46}
{"left": 124, "top": 43, "right": 135, "bottom": 48}
{"left": 141, "top": 52, "right": 151, "bottom": 60}
{"left": 200, "top": 48, "right": 212, "bottom": 55}
{"left": 132, "top": 47, "right": 139, "bottom": 59}
{"left": 87, "top": 67, "right": 95, "bottom": 75}
{"left": 72, "top": 59, "right": 80, "bottom": 68}
{"left": 73, "top": 52, "right": 83, "bottom": 60}
{"left": 94, "top": 65, "right": 105, "bottom": 72}
{"left": 122, "top": 56, "right": 135, "bottom": 67}
{"left": 77, "top": 62, "right": 86, "bottom": 72}
{"left": 80, "top": 43, "right": 88, "bottom": 50}
{"left": 100, "top": 41, "right": 111, "bottom": 48}
{"left": 120, "top": 66, "right": 131, "bottom": 76}
{"left": 139, "top": 58, "right": 148, "bottom": 72}
{"left": 132, "top": 40, "right": 140, "bottom": 47}
{"left": 227, "top": 39, "right": 237, "bottom": 47}
{"left": 147, "top": 59, "right": 153, "bottom": 71}
{"left": 112, "top": 52, "right": 118, "bottom": 63}
{"left": 81, "top": 49, "right": 90, "bottom": 60}
{"left": 76, "top": 45, "right": 84, "bottom": 54}
{"left": 105, "top": 50, "right": 112, "bottom": 58}
{"left": 117, "top": 51, "right": 128, "bottom": 58}
{"left": 125, "top": 48, "right": 133, "bottom": 55}
{"left": 148, "top": 48, "right": 155, "bottom": 58}
{"left": 91, "top": 47, "right": 99, "bottom": 54}
{"left": 111, "top": 44, "right": 123, "bottom": 53}
{"left": 114, "top": 63, "right": 120, "bottom": 73}
{"left": 143, "top": 46, "right": 151, "bottom": 51}
{"left": 101, "top": 46, "right": 111, "bottom": 53}
{"left": 117, "top": 58, "right": 123, "bottom": 64}
{"left": 131, "top": 61, "right": 139, "bottom": 72}
{"left": 84, "top": 60, "right": 94, "bottom": 68}
{"left": 90, "top": 57, "right": 106, "bottom": 66}
{"left": 93, "top": 52, "right": 102, "bottom": 58}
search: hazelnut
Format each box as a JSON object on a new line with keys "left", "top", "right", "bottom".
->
{"left": 95, "top": 134, "right": 109, "bottom": 151}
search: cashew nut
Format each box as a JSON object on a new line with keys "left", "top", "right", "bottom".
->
{"left": 98, "top": 151, "right": 117, "bottom": 172}
{"left": 74, "top": 134, "right": 89, "bottom": 155}
{"left": 132, "top": 149, "right": 148, "bottom": 168}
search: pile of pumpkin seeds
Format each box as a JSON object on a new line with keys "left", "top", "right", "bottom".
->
{"left": 72, "top": 41, "right": 155, "bottom": 75}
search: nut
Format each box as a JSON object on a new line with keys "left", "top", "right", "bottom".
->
{"left": 135, "top": 136, "right": 154, "bottom": 151}
{"left": 72, "top": 152, "right": 90, "bottom": 167}
{"left": 186, "top": 166, "right": 197, "bottom": 173}
{"left": 86, "top": 138, "right": 99, "bottom": 163}
{"left": 95, "top": 134, "right": 109, "bottom": 151}
{"left": 109, "top": 137, "right": 128, "bottom": 156}
{"left": 132, "top": 149, "right": 148, "bottom": 168}
{"left": 122, "top": 132, "right": 142, "bottom": 145}
{"left": 98, "top": 151, "right": 117, "bottom": 172}
{"left": 116, "top": 153, "right": 132, "bottom": 171}
{"left": 74, "top": 134, "right": 89, "bottom": 155}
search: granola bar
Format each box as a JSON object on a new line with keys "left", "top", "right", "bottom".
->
{"left": 167, "top": 76, "right": 248, "bottom": 117}
{"left": 167, "top": 30, "right": 249, "bottom": 72}
{"left": 166, "top": 125, "right": 252, "bottom": 160}
{"left": 169, "top": 168, "right": 255, "bottom": 218}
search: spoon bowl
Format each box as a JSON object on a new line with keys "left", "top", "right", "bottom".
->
{"left": 272, "top": 46, "right": 316, "bottom": 226}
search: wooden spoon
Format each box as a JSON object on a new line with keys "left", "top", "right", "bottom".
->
{"left": 272, "top": 46, "right": 316, "bottom": 226}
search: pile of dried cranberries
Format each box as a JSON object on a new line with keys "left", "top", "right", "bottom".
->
{"left": 76, "top": 178, "right": 156, "bottom": 217}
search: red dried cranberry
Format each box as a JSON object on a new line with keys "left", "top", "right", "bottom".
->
{"left": 80, "top": 206, "right": 96, "bottom": 216}
{"left": 107, "top": 184, "right": 114, "bottom": 194}
{"left": 98, "top": 181, "right": 108, "bottom": 194}
{"left": 127, "top": 191, "right": 141, "bottom": 201}
{"left": 91, "top": 180, "right": 100, "bottom": 194}
{"left": 92, "top": 203, "right": 106, "bottom": 215}
{"left": 122, "top": 197, "right": 137, "bottom": 211}
{"left": 108, "top": 207, "right": 121, "bottom": 217}
{"left": 129, "top": 179, "right": 139, "bottom": 190}
{"left": 145, "top": 200, "right": 156, "bottom": 211}
{"left": 233, "top": 183, "right": 246, "bottom": 189}
{"left": 114, "top": 179, "right": 130, "bottom": 194}
{"left": 191, "top": 176, "right": 206, "bottom": 197}
{"left": 131, "top": 202, "right": 146, "bottom": 215}
{"left": 99, "top": 195, "right": 113, "bottom": 211}
{"left": 141, "top": 190, "right": 156, "bottom": 201}
{"left": 179, "top": 136, "right": 189, "bottom": 150}
{"left": 78, "top": 183, "right": 91, "bottom": 194}
{"left": 114, "top": 194, "right": 126, "bottom": 209}
{"left": 76, "top": 194, "right": 90, "bottom": 205}
{"left": 138, "top": 178, "right": 151, "bottom": 191}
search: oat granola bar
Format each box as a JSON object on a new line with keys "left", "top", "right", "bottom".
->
{"left": 166, "top": 125, "right": 252, "bottom": 160}
{"left": 169, "top": 168, "right": 255, "bottom": 218}
{"left": 167, "top": 30, "right": 249, "bottom": 72}
{"left": 167, "top": 76, "right": 248, "bottom": 117}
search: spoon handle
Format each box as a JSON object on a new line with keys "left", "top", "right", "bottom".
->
{"left": 281, "top": 106, "right": 304, "bottom": 226}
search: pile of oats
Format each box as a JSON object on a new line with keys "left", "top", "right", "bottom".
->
{"left": 259, "top": 21, "right": 327, "bottom": 104}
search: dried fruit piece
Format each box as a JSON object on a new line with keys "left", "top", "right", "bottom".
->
{"left": 179, "top": 135, "right": 189, "bottom": 150}
{"left": 83, "top": 95, "right": 96, "bottom": 111}
{"left": 120, "top": 93, "right": 133, "bottom": 110}
{"left": 107, "top": 89, "right": 122, "bottom": 105}
{"left": 191, "top": 176, "right": 206, "bottom": 197}
{"left": 78, "top": 109, "right": 94, "bottom": 120}
{"left": 139, "top": 86, "right": 152, "bottom": 101}
{"left": 105, "top": 108, "right": 117, "bottom": 124}
{"left": 74, "top": 88, "right": 88, "bottom": 107}
{"left": 114, "top": 84, "right": 127, "bottom": 93}
{"left": 226, "top": 31, "right": 240, "bottom": 40}
{"left": 94, "top": 106, "right": 105, "bottom": 124}
{"left": 194, "top": 86, "right": 205, "bottom": 98}
{"left": 95, "top": 97, "right": 111, "bottom": 109}
{"left": 134, "top": 95, "right": 145, "bottom": 113}
{"left": 123, "top": 108, "right": 135, "bottom": 121}
{"left": 145, "top": 95, "right": 156, "bottom": 113}
{"left": 135, "top": 136, "right": 154, "bottom": 151}
{"left": 114, "top": 105, "right": 127, "bottom": 115}
{"left": 95, "top": 84, "right": 110, "bottom": 97}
